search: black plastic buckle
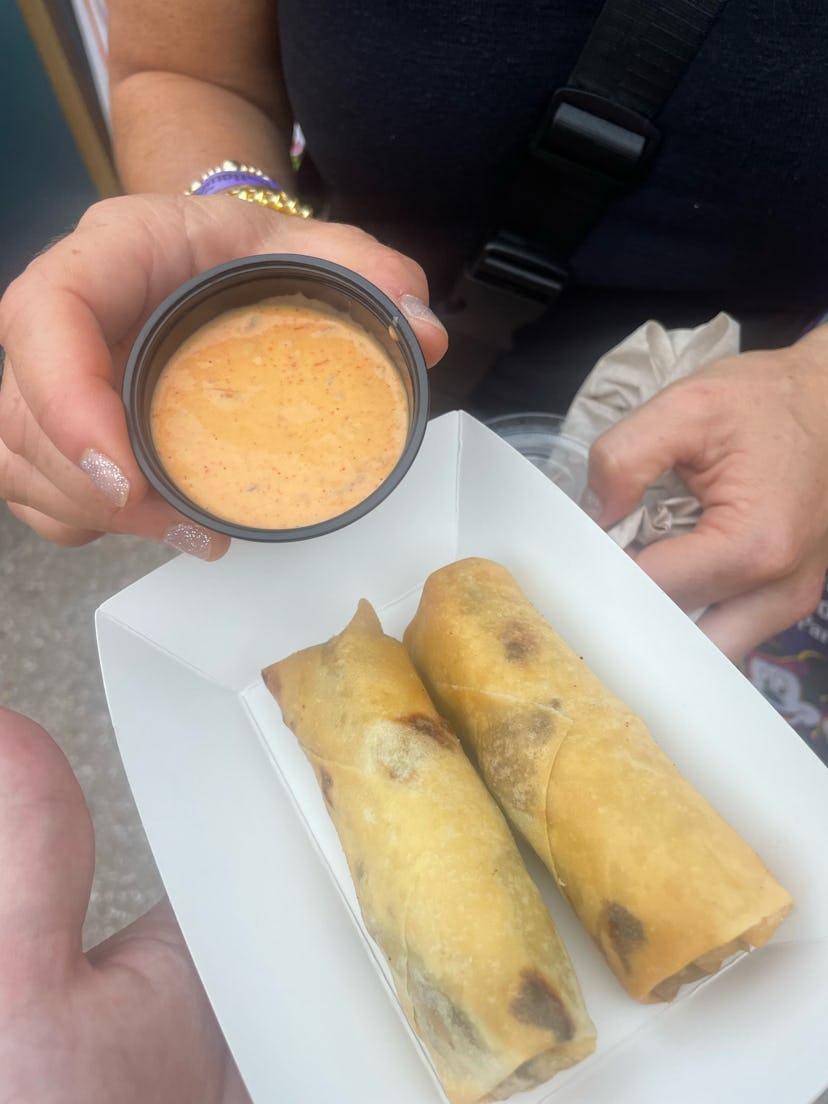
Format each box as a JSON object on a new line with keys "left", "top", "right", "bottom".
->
{"left": 445, "top": 233, "right": 567, "bottom": 346}
{"left": 470, "top": 234, "right": 569, "bottom": 302}
{"left": 531, "top": 87, "right": 660, "bottom": 183}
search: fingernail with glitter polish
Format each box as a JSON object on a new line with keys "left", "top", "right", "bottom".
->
{"left": 79, "top": 449, "right": 130, "bottom": 508}
{"left": 399, "top": 294, "right": 447, "bottom": 336}
{"left": 580, "top": 487, "right": 603, "bottom": 521}
{"left": 163, "top": 523, "right": 215, "bottom": 560}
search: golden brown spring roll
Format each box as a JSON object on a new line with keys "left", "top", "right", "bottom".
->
{"left": 403, "top": 558, "right": 793, "bottom": 1004}
{"left": 263, "top": 601, "right": 596, "bottom": 1104}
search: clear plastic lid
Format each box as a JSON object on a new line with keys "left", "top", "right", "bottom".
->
{"left": 485, "top": 412, "right": 590, "bottom": 503}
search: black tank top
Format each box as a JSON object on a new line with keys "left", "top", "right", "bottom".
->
{"left": 278, "top": 0, "right": 828, "bottom": 311}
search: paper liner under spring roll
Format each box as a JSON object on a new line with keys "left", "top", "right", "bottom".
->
{"left": 403, "top": 558, "right": 793, "bottom": 1003}
{"left": 263, "top": 601, "right": 596, "bottom": 1104}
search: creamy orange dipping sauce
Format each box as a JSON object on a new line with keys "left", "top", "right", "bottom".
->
{"left": 150, "top": 296, "right": 410, "bottom": 529}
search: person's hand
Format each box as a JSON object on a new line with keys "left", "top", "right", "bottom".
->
{"left": 0, "top": 706, "right": 249, "bottom": 1103}
{"left": 584, "top": 333, "right": 828, "bottom": 660}
{"left": 0, "top": 195, "right": 448, "bottom": 558}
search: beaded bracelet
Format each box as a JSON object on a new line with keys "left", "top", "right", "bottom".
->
{"left": 185, "top": 159, "right": 313, "bottom": 219}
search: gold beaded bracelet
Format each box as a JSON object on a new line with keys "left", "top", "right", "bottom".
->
{"left": 184, "top": 159, "right": 313, "bottom": 219}
{"left": 224, "top": 183, "right": 313, "bottom": 219}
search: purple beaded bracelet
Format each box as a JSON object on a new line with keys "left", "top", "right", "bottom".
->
{"left": 185, "top": 160, "right": 281, "bottom": 197}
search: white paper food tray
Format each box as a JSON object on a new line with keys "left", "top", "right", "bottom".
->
{"left": 96, "top": 411, "right": 828, "bottom": 1104}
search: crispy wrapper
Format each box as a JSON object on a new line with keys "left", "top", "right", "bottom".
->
{"left": 403, "top": 558, "right": 794, "bottom": 1003}
{"left": 263, "top": 601, "right": 596, "bottom": 1104}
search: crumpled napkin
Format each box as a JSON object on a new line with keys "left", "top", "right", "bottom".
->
{"left": 562, "top": 311, "right": 740, "bottom": 548}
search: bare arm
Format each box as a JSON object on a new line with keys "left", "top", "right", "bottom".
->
{"left": 108, "top": 0, "right": 295, "bottom": 192}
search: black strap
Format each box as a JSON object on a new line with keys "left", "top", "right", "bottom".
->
{"left": 573, "top": 0, "right": 727, "bottom": 116}
{"left": 447, "top": 0, "right": 730, "bottom": 346}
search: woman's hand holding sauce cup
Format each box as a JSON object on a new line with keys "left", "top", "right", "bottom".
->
{"left": 0, "top": 194, "right": 447, "bottom": 556}
{"left": 125, "top": 254, "right": 432, "bottom": 542}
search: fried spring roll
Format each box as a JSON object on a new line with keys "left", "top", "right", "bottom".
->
{"left": 403, "top": 558, "right": 793, "bottom": 1003}
{"left": 263, "top": 601, "right": 596, "bottom": 1104}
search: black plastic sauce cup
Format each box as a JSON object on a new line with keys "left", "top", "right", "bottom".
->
{"left": 123, "top": 255, "right": 429, "bottom": 542}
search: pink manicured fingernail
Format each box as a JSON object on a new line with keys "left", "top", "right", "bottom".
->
{"left": 399, "top": 294, "right": 447, "bottom": 335}
{"left": 581, "top": 487, "right": 603, "bottom": 521}
{"left": 79, "top": 449, "right": 130, "bottom": 507}
{"left": 163, "top": 523, "right": 215, "bottom": 560}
